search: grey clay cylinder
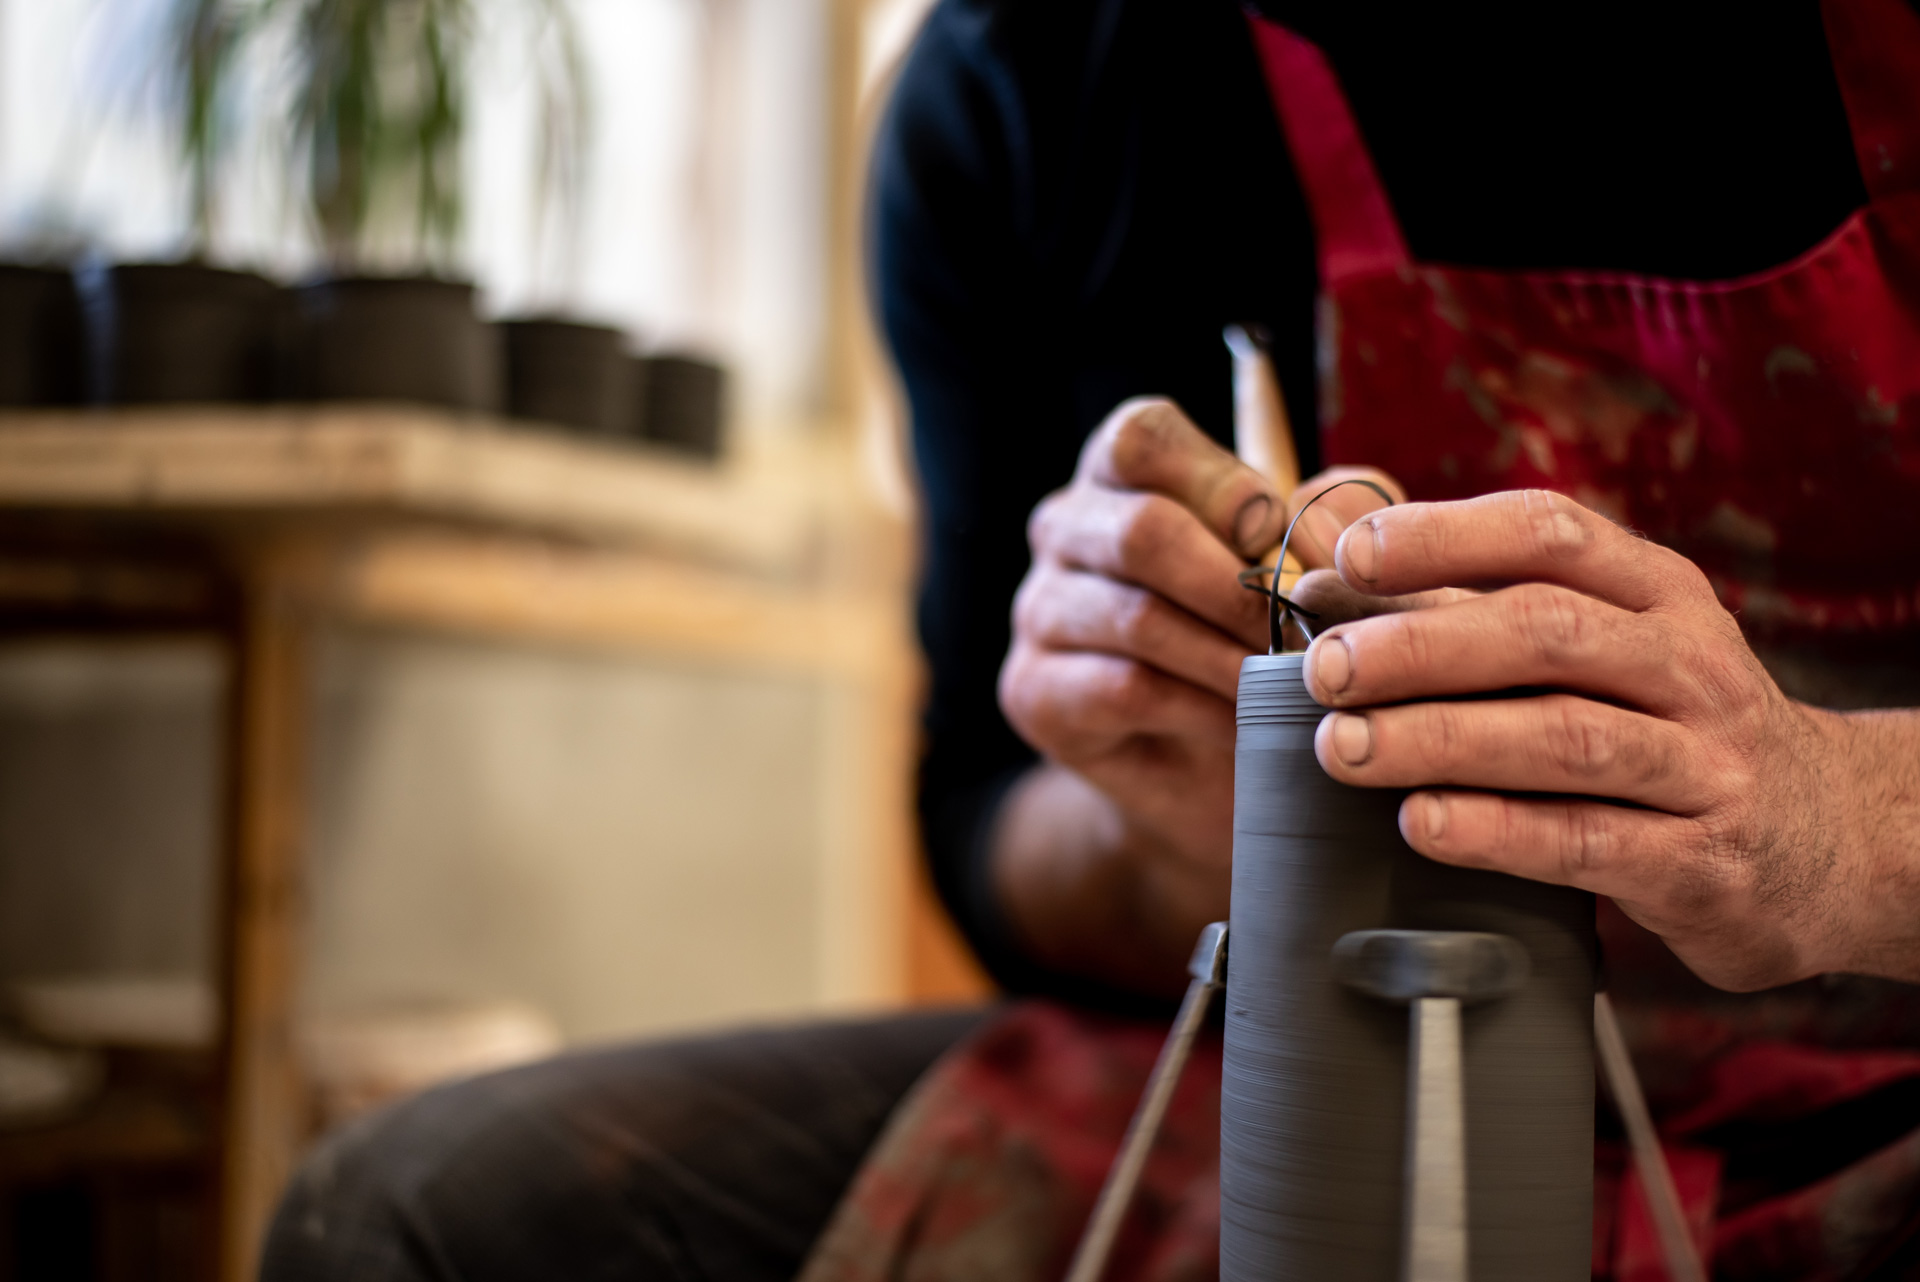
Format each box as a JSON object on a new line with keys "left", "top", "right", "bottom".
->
{"left": 1222, "top": 653, "right": 1597, "bottom": 1281}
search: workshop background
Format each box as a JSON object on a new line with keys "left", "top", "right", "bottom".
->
{"left": 0, "top": 0, "right": 985, "bottom": 1277}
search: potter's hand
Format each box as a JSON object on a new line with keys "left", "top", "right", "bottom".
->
{"left": 1001, "top": 397, "right": 1400, "bottom": 867}
{"left": 1001, "top": 398, "right": 1284, "bottom": 867}
{"left": 993, "top": 397, "right": 1414, "bottom": 992}
{"left": 1302, "top": 488, "right": 1920, "bottom": 991}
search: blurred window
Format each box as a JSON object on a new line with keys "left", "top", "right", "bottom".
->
{"left": 0, "top": 0, "right": 828, "bottom": 418}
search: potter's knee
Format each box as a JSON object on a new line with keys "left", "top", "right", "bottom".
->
{"left": 259, "top": 1073, "right": 515, "bottom": 1281}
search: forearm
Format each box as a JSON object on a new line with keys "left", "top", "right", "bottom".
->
{"left": 1832, "top": 706, "right": 1920, "bottom": 981}
{"left": 988, "top": 763, "right": 1230, "bottom": 999}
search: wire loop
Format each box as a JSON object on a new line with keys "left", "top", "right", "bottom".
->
{"left": 1239, "top": 477, "right": 1396, "bottom": 653}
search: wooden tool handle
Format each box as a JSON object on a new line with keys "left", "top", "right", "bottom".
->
{"left": 1227, "top": 325, "right": 1303, "bottom": 592}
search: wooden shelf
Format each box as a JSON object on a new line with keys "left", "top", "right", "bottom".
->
{"left": 0, "top": 1076, "right": 213, "bottom": 1188}
{"left": 338, "top": 531, "right": 909, "bottom": 677}
{"left": 0, "top": 403, "right": 924, "bottom": 1279}
{"left": 0, "top": 406, "right": 821, "bottom": 574}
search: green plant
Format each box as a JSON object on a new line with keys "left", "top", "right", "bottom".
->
{"left": 140, "top": 0, "right": 588, "bottom": 277}
{"left": 259, "top": 0, "right": 587, "bottom": 277}
{"left": 153, "top": 0, "right": 251, "bottom": 255}
{"left": 524, "top": 0, "right": 590, "bottom": 299}
{"left": 272, "top": 0, "right": 472, "bottom": 271}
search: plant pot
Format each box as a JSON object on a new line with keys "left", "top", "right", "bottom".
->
{"left": 102, "top": 262, "right": 284, "bottom": 403}
{"left": 502, "top": 318, "right": 631, "bottom": 434}
{"left": 641, "top": 354, "right": 727, "bottom": 460}
{"left": 294, "top": 277, "right": 500, "bottom": 412}
{"left": 622, "top": 355, "right": 652, "bottom": 440}
{"left": 0, "top": 265, "right": 86, "bottom": 406}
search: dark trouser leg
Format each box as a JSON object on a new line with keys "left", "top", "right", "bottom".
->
{"left": 261, "top": 1007, "right": 988, "bottom": 1282}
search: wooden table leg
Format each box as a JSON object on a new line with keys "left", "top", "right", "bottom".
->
{"left": 215, "top": 547, "right": 315, "bottom": 1282}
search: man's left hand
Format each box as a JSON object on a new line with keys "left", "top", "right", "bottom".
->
{"left": 1301, "top": 488, "right": 1920, "bottom": 991}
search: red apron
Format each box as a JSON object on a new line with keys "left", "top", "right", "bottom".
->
{"left": 803, "top": 3, "right": 1920, "bottom": 1279}
{"left": 1254, "top": 1, "right": 1920, "bottom": 636}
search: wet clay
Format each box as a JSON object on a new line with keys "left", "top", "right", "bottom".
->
{"left": 1222, "top": 653, "right": 1596, "bottom": 1280}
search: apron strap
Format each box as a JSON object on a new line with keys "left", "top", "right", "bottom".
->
{"left": 1245, "top": 16, "right": 1410, "bottom": 283}
{"left": 1822, "top": 0, "right": 1920, "bottom": 199}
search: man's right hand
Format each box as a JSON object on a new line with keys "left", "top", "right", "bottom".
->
{"left": 992, "top": 397, "right": 1398, "bottom": 989}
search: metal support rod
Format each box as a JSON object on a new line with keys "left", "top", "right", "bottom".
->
{"left": 1330, "top": 928, "right": 1530, "bottom": 1282}
{"left": 1405, "top": 996, "right": 1468, "bottom": 1282}
{"left": 1064, "top": 922, "right": 1228, "bottom": 1282}
{"left": 1595, "top": 992, "right": 1706, "bottom": 1282}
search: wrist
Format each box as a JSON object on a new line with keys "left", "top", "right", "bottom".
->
{"left": 992, "top": 765, "right": 1226, "bottom": 995}
{"left": 1122, "top": 812, "right": 1233, "bottom": 945}
{"left": 1820, "top": 707, "right": 1920, "bottom": 980}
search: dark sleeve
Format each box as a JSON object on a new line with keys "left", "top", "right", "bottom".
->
{"left": 869, "top": 0, "right": 1316, "bottom": 1005}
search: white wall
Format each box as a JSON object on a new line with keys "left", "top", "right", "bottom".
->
{"left": 0, "top": 641, "right": 222, "bottom": 986}
{"left": 306, "top": 628, "right": 848, "bottom": 1043}
{"left": 0, "top": 629, "right": 890, "bottom": 1046}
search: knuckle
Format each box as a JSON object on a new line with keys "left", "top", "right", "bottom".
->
{"left": 1427, "top": 702, "right": 1468, "bottom": 765}
{"left": 1027, "top": 489, "right": 1070, "bottom": 552}
{"left": 1668, "top": 824, "right": 1742, "bottom": 913}
{"left": 1638, "top": 727, "right": 1683, "bottom": 790}
{"left": 1514, "top": 585, "right": 1599, "bottom": 667}
{"left": 1096, "top": 660, "right": 1157, "bottom": 723}
{"left": 1116, "top": 662, "right": 1164, "bottom": 719}
{"left": 1647, "top": 540, "right": 1715, "bottom": 602}
{"left": 1381, "top": 611, "right": 1436, "bottom": 681}
{"left": 1114, "top": 495, "right": 1178, "bottom": 576}
{"left": 1705, "top": 760, "right": 1758, "bottom": 810}
{"left": 1009, "top": 572, "right": 1051, "bottom": 638}
{"left": 996, "top": 649, "right": 1045, "bottom": 735}
{"left": 1546, "top": 700, "right": 1615, "bottom": 777}
{"left": 1102, "top": 398, "right": 1182, "bottom": 483}
{"left": 1403, "top": 506, "right": 1451, "bottom": 569}
{"left": 1671, "top": 630, "right": 1749, "bottom": 716}
{"left": 1558, "top": 807, "right": 1614, "bottom": 879}
{"left": 998, "top": 657, "right": 1087, "bottom": 757}
{"left": 1656, "top": 617, "right": 1703, "bottom": 672}
{"left": 1519, "top": 488, "right": 1598, "bottom": 561}
{"left": 1111, "top": 586, "right": 1166, "bottom": 654}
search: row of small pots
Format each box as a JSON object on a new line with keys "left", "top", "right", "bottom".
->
{"left": 0, "top": 262, "right": 726, "bottom": 459}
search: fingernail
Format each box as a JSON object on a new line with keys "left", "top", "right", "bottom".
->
{"left": 1313, "top": 635, "right": 1353, "bottom": 697}
{"left": 1342, "top": 518, "right": 1381, "bottom": 583}
{"left": 1329, "top": 712, "right": 1372, "bottom": 765}
{"left": 1233, "top": 495, "right": 1273, "bottom": 555}
{"left": 1409, "top": 793, "right": 1448, "bottom": 843}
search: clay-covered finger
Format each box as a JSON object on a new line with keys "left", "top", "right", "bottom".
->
{"left": 1312, "top": 692, "right": 1704, "bottom": 813}
{"left": 1030, "top": 485, "right": 1271, "bottom": 647}
{"left": 1013, "top": 566, "right": 1249, "bottom": 700}
{"left": 1303, "top": 582, "right": 1696, "bottom": 713}
{"left": 1078, "top": 398, "right": 1288, "bottom": 559}
{"left": 1333, "top": 489, "right": 1710, "bottom": 612}
{"left": 1280, "top": 466, "right": 1405, "bottom": 569}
